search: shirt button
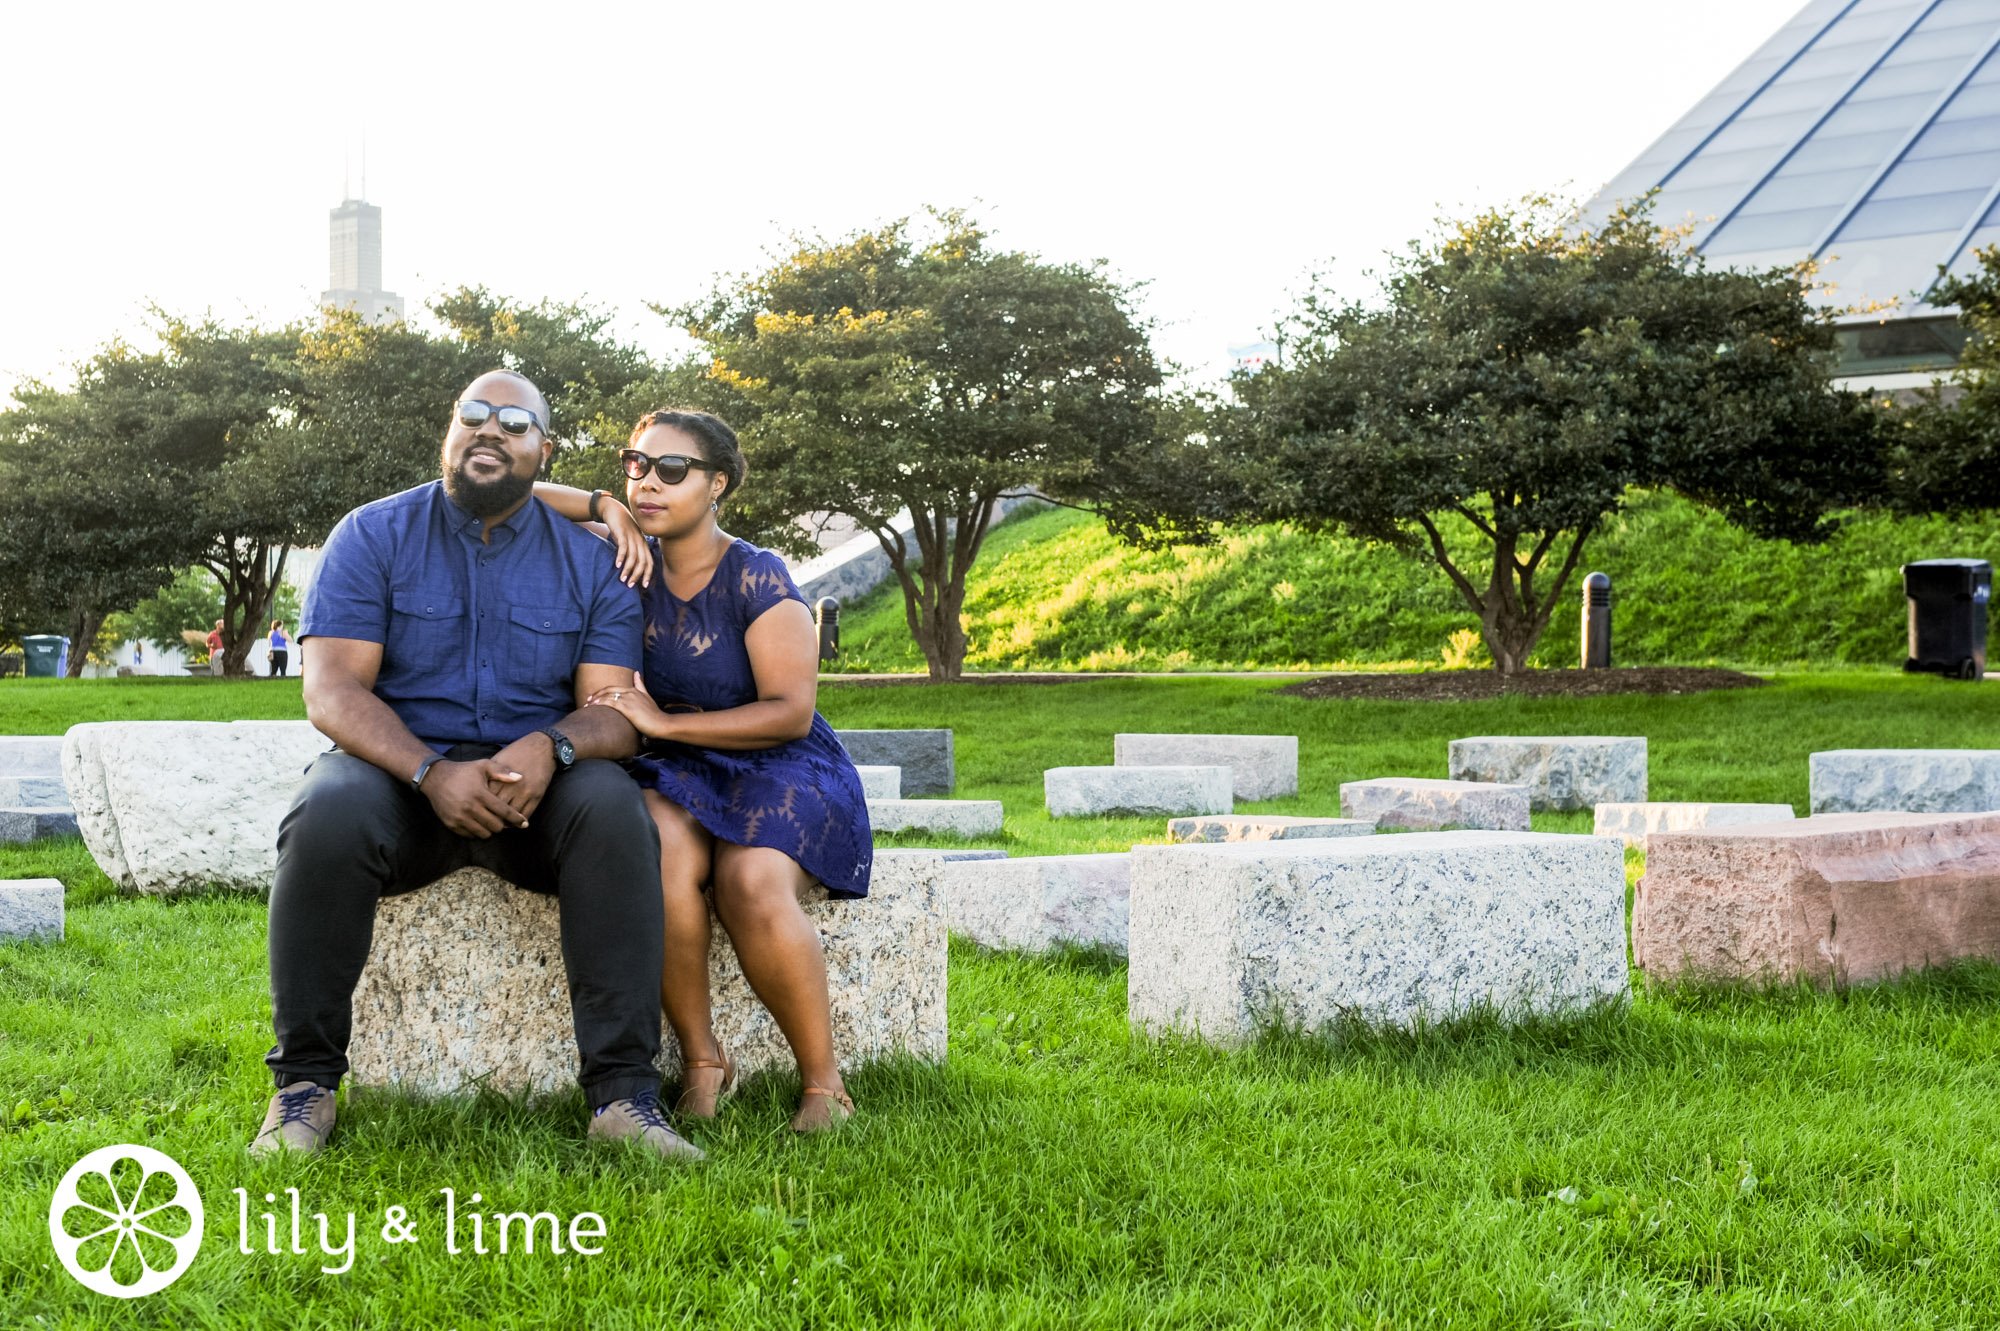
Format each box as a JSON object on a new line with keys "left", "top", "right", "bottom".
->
{"left": 542, "top": 620, "right": 552, "bottom": 628}
{"left": 424, "top": 606, "right": 434, "bottom": 614}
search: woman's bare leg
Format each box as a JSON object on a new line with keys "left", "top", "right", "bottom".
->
{"left": 642, "top": 792, "right": 726, "bottom": 1112}
{"left": 710, "top": 842, "right": 849, "bottom": 1128}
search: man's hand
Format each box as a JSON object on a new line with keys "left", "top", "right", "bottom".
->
{"left": 487, "top": 732, "right": 559, "bottom": 824}
{"left": 420, "top": 759, "right": 532, "bottom": 838}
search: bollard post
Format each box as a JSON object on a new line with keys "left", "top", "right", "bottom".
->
{"left": 814, "top": 597, "right": 840, "bottom": 663}
{"left": 1580, "top": 572, "right": 1611, "bottom": 670}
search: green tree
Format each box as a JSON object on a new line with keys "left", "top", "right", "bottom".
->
{"left": 1885, "top": 245, "right": 2000, "bottom": 512}
{"left": 292, "top": 308, "right": 481, "bottom": 504}
{"left": 1, "top": 299, "right": 668, "bottom": 677}
{"left": 1203, "top": 198, "right": 1882, "bottom": 673}
{"left": 110, "top": 565, "right": 301, "bottom": 659}
{"left": 0, "top": 314, "right": 456, "bottom": 677}
{"left": 0, "top": 343, "right": 203, "bottom": 675}
{"left": 675, "top": 210, "right": 1165, "bottom": 680}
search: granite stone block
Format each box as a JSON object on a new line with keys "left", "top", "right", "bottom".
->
{"left": 0, "top": 808, "right": 79, "bottom": 843}
{"left": 0, "top": 878, "right": 63, "bottom": 942}
{"left": 866, "top": 798, "right": 1004, "bottom": 838}
{"left": 948, "top": 853, "right": 1131, "bottom": 954}
{"left": 1114, "top": 734, "right": 1298, "bottom": 801}
{"left": 1339, "top": 778, "right": 1530, "bottom": 831}
{"left": 1168, "top": 815, "right": 1376, "bottom": 843}
{"left": 0, "top": 777, "right": 71, "bottom": 807}
{"left": 1448, "top": 736, "right": 1647, "bottom": 811}
{"left": 836, "top": 730, "right": 953, "bottom": 796}
{"left": 855, "top": 765, "right": 901, "bottom": 799}
{"left": 1045, "top": 766, "right": 1232, "bottom": 818}
{"left": 0, "top": 737, "right": 64, "bottom": 777}
{"left": 1129, "top": 831, "right": 1629, "bottom": 1042}
{"left": 350, "top": 853, "right": 948, "bottom": 1092}
{"left": 1593, "top": 801, "right": 1795, "bottom": 849}
{"left": 1633, "top": 811, "right": 2000, "bottom": 985}
{"left": 1809, "top": 749, "right": 2000, "bottom": 814}
{"left": 62, "top": 720, "right": 329, "bottom": 893}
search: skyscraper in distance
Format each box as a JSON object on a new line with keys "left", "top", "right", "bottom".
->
{"left": 321, "top": 194, "right": 404, "bottom": 324}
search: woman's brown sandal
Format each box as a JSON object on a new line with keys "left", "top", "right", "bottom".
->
{"left": 790, "top": 1086, "right": 856, "bottom": 1135}
{"left": 674, "top": 1046, "right": 738, "bottom": 1120}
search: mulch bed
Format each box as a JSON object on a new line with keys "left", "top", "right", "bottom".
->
{"left": 1277, "top": 667, "right": 1767, "bottom": 702}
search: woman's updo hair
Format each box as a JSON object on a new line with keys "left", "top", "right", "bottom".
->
{"left": 631, "top": 409, "right": 747, "bottom": 502}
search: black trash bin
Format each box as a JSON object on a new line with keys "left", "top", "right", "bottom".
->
{"left": 1903, "top": 558, "right": 1991, "bottom": 680}
{"left": 21, "top": 635, "right": 69, "bottom": 678}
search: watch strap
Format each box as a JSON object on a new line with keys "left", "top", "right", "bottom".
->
{"left": 540, "top": 726, "right": 576, "bottom": 769}
{"left": 411, "top": 755, "right": 442, "bottom": 790}
{"left": 588, "top": 489, "right": 609, "bottom": 522}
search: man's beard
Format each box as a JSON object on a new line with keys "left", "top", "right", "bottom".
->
{"left": 444, "top": 461, "right": 536, "bottom": 518}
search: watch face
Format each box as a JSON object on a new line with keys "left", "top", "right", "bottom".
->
{"left": 548, "top": 730, "right": 575, "bottom": 767}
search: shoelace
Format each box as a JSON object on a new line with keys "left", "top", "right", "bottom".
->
{"left": 600, "top": 1090, "right": 674, "bottom": 1134}
{"left": 275, "top": 1086, "right": 326, "bottom": 1127}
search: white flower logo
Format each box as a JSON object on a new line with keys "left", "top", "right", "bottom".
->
{"left": 49, "top": 1144, "right": 204, "bottom": 1298}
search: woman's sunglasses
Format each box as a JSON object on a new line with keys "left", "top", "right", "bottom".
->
{"left": 621, "top": 450, "right": 721, "bottom": 485}
{"left": 457, "top": 399, "right": 548, "bottom": 437}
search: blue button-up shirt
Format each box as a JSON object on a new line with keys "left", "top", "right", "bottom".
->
{"left": 302, "top": 481, "right": 642, "bottom": 748}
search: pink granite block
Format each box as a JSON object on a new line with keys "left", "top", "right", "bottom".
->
{"left": 1632, "top": 812, "right": 2000, "bottom": 986}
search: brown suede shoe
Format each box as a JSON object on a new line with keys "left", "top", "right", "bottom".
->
{"left": 248, "top": 1081, "right": 337, "bottom": 1156}
{"left": 588, "top": 1090, "right": 706, "bottom": 1162}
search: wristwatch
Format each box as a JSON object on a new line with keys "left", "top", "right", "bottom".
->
{"left": 540, "top": 727, "right": 576, "bottom": 772}
{"left": 588, "top": 489, "right": 610, "bottom": 522}
{"left": 411, "top": 755, "right": 442, "bottom": 791}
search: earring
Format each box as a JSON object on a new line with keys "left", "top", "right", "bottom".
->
{"left": 710, "top": 500, "right": 719, "bottom": 512}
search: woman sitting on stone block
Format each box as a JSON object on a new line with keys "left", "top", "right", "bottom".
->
{"left": 536, "top": 410, "right": 871, "bottom": 1134}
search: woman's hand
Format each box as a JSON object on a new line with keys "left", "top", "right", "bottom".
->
{"left": 586, "top": 671, "right": 672, "bottom": 740}
{"left": 599, "top": 500, "right": 653, "bottom": 589}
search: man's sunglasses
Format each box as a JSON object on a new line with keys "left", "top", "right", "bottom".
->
{"left": 621, "top": 450, "right": 722, "bottom": 485}
{"left": 457, "top": 399, "right": 548, "bottom": 437}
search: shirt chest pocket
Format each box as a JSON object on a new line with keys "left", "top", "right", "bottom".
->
{"left": 388, "top": 589, "right": 465, "bottom": 667}
{"left": 508, "top": 603, "right": 585, "bottom": 680}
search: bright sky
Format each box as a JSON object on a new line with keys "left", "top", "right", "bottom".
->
{"left": 0, "top": 0, "right": 1805, "bottom": 395}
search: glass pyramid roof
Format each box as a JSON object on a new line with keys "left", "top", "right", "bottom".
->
{"left": 1591, "top": 0, "right": 2000, "bottom": 318}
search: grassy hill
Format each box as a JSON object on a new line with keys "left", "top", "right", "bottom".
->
{"left": 825, "top": 492, "right": 2000, "bottom": 673}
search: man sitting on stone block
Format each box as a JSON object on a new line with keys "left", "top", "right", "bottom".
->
{"left": 252, "top": 370, "right": 699, "bottom": 1162}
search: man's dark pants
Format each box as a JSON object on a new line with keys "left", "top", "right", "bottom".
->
{"left": 265, "top": 746, "right": 665, "bottom": 1109}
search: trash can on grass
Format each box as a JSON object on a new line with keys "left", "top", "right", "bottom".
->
{"left": 1903, "top": 558, "right": 1991, "bottom": 681}
{"left": 21, "top": 635, "right": 69, "bottom": 678}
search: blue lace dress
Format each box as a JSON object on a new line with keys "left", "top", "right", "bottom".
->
{"left": 625, "top": 538, "right": 872, "bottom": 899}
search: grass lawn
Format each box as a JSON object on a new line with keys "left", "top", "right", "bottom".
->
{"left": 823, "top": 496, "right": 2000, "bottom": 674}
{"left": 3, "top": 671, "right": 1999, "bottom": 1327}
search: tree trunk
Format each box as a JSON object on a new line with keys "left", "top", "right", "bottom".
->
{"left": 1415, "top": 508, "right": 1594, "bottom": 676}
{"left": 208, "top": 540, "right": 288, "bottom": 677}
{"left": 62, "top": 605, "right": 104, "bottom": 679}
{"left": 1480, "top": 609, "right": 1541, "bottom": 676}
{"left": 915, "top": 577, "right": 969, "bottom": 682}
{"left": 874, "top": 494, "right": 997, "bottom": 683}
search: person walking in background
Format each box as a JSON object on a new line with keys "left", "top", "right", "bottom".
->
{"left": 269, "top": 620, "right": 290, "bottom": 677}
{"left": 206, "top": 618, "right": 225, "bottom": 676}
